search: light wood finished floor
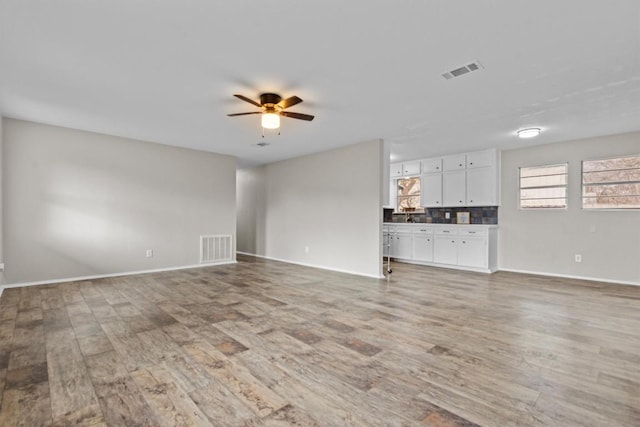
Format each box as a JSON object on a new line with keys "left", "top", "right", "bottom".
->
{"left": 0, "top": 255, "right": 639, "bottom": 426}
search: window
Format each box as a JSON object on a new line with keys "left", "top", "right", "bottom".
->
{"left": 582, "top": 155, "right": 640, "bottom": 209}
{"left": 397, "top": 177, "right": 423, "bottom": 212}
{"left": 519, "top": 163, "right": 568, "bottom": 209}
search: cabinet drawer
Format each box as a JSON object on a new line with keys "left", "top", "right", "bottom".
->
{"left": 395, "top": 226, "right": 414, "bottom": 233}
{"left": 459, "top": 228, "right": 488, "bottom": 236}
{"left": 413, "top": 227, "right": 434, "bottom": 234}
{"left": 435, "top": 228, "right": 459, "bottom": 236}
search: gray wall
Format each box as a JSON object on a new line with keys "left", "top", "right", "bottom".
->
{"left": 2, "top": 118, "right": 237, "bottom": 284}
{"left": 499, "top": 131, "right": 640, "bottom": 284}
{"left": 237, "top": 139, "right": 383, "bottom": 278}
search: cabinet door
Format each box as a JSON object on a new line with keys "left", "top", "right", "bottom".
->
{"left": 394, "top": 234, "right": 413, "bottom": 259}
{"left": 403, "top": 161, "right": 421, "bottom": 176}
{"left": 466, "top": 150, "right": 494, "bottom": 169}
{"left": 443, "top": 155, "right": 466, "bottom": 171}
{"left": 413, "top": 235, "right": 434, "bottom": 262}
{"left": 442, "top": 170, "right": 466, "bottom": 207}
{"left": 421, "top": 158, "right": 442, "bottom": 173}
{"left": 466, "top": 167, "right": 496, "bottom": 206}
{"left": 458, "top": 236, "right": 487, "bottom": 268}
{"left": 388, "top": 179, "right": 398, "bottom": 210}
{"left": 434, "top": 236, "right": 458, "bottom": 264}
{"left": 420, "top": 173, "right": 442, "bottom": 207}
{"left": 390, "top": 163, "right": 403, "bottom": 178}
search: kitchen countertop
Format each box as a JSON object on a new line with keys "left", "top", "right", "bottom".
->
{"left": 383, "top": 222, "right": 499, "bottom": 228}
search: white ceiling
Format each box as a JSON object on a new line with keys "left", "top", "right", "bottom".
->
{"left": 1, "top": 1, "right": 639, "bottom": 168}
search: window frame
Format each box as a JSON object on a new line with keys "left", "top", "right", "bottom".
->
{"left": 396, "top": 176, "right": 424, "bottom": 213}
{"left": 581, "top": 154, "right": 640, "bottom": 211}
{"left": 518, "top": 162, "right": 569, "bottom": 210}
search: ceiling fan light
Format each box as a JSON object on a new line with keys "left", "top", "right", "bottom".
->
{"left": 517, "top": 128, "right": 541, "bottom": 139}
{"left": 261, "top": 113, "right": 280, "bottom": 129}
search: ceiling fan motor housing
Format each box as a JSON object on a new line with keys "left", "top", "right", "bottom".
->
{"left": 260, "top": 93, "right": 282, "bottom": 106}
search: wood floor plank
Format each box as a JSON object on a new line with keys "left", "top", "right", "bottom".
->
{"left": 0, "top": 256, "right": 639, "bottom": 426}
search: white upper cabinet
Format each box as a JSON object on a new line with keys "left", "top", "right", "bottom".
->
{"left": 466, "top": 167, "right": 496, "bottom": 206}
{"left": 390, "top": 163, "right": 403, "bottom": 177}
{"left": 443, "top": 155, "right": 466, "bottom": 171}
{"left": 390, "top": 161, "right": 421, "bottom": 177}
{"left": 391, "top": 149, "right": 500, "bottom": 208}
{"left": 466, "top": 150, "right": 494, "bottom": 169}
{"left": 420, "top": 173, "right": 442, "bottom": 207}
{"left": 442, "top": 170, "right": 466, "bottom": 206}
{"left": 402, "top": 161, "right": 421, "bottom": 176}
{"left": 421, "top": 158, "right": 442, "bottom": 173}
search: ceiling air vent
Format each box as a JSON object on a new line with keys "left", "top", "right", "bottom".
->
{"left": 442, "top": 61, "right": 484, "bottom": 80}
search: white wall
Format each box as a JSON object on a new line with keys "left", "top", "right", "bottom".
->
{"left": 2, "top": 118, "right": 237, "bottom": 284}
{"left": 0, "top": 115, "right": 4, "bottom": 277}
{"left": 499, "top": 131, "right": 640, "bottom": 285}
{"left": 236, "top": 167, "right": 267, "bottom": 256}
{"left": 237, "top": 139, "right": 384, "bottom": 278}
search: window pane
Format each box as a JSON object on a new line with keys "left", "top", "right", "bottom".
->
{"left": 521, "top": 187, "right": 567, "bottom": 200}
{"left": 520, "top": 164, "right": 568, "bottom": 178}
{"left": 519, "top": 163, "right": 568, "bottom": 209}
{"left": 397, "top": 178, "right": 420, "bottom": 196}
{"left": 582, "top": 155, "right": 640, "bottom": 209}
{"left": 583, "top": 156, "right": 640, "bottom": 172}
{"left": 398, "top": 195, "right": 421, "bottom": 211}
{"left": 583, "top": 169, "right": 640, "bottom": 184}
{"left": 521, "top": 174, "right": 567, "bottom": 188}
{"left": 521, "top": 198, "right": 567, "bottom": 208}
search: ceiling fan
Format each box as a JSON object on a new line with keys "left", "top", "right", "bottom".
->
{"left": 227, "top": 93, "right": 314, "bottom": 130}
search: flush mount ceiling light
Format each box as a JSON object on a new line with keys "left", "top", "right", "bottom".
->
{"left": 517, "top": 128, "right": 541, "bottom": 139}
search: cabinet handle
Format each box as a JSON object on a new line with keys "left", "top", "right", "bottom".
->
{"left": 459, "top": 163, "right": 463, "bottom": 167}
{"left": 462, "top": 241, "right": 466, "bottom": 244}
{"left": 470, "top": 162, "right": 473, "bottom": 166}
{"left": 459, "top": 200, "right": 463, "bottom": 203}
{"left": 427, "top": 239, "right": 431, "bottom": 242}
{"left": 443, "top": 230, "right": 449, "bottom": 233}
{"left": 436, "top": 166, "right": 440, "bottom": 170}
{"left": 468, "top": 231, "right": 476, "bottom": 234}
{"left": 470, "top": 200, "right": 473, "bottom": 203}
{"left": 436, "top": 201, "right": 439, "bottom": 204}
{"left": 451, "top": 240, "right": 455, "bottom": 243}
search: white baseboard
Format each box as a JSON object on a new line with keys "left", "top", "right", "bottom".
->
{"left": 391, "top": 257, "right": 496, "bottom": 274}
{"left": 0, "top": 260, "right": 237, "bottom": 290}
{"left": 237, "top": 251, "right": 385, "bottom": 279}
{"left": 498, "top": 268, "right": 639, "bottom": 287}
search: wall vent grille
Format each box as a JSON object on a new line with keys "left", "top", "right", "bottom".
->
{"left": 442, "top": 61, "right": 484, "bottom": 80}
{"left": 200, "top": 235, "right": 233, "bottom": 263}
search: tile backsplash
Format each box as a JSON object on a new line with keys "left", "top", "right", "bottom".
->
{"left": 385, "top": 207, "right": 498, "bottom": 224}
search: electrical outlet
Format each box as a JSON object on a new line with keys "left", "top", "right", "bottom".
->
{"left": 146, "top": 249, "right": 153, "bottom": 258}
{"left": 575, "top": 254, "right": 582, "bottom": 263}
{"left": 445, "top": 212, "right": 450, "bottom": 219}
{"left": 304, "top": 246, "right": 309, "bottom": 253}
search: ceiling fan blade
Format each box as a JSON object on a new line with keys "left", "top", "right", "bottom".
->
{"left": 233, "top": 94, "right": 261, "bottom": 107}
{"left": 281, "top": 111, "right": 314, "bottom": 121}
{"left": 227, "top": 111, "right": 262, "bottom": 116}
{"left": 277, "top": 96, "right": 303, "bottom": 109}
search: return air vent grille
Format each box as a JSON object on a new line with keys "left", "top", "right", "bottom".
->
{"left": 442, "top": 61, "right": 484, "bottom": 80}
{"left": 200, "top": 235, "right": 233, "bottom": 263}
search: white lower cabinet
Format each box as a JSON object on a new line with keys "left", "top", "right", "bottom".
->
{"left": 434, "top": 235, "right": 458, "bottom": 265}
{"left": 384, "top": 223, "right": 497, "bottom": 273}
{"left": 393, "top": 233, "right": 413, "bottom": 259}
{"left": 458, "top": 236, "right": 487, "bottom": 268}
{"left": 413, "top": 234, "right": 434, "bottom": 262}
